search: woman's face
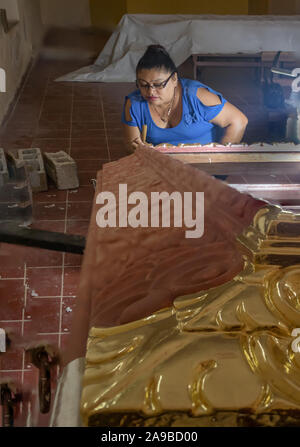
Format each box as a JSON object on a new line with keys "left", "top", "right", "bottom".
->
{"left": 136, "top": 68, "right": 177, "bottom": 106}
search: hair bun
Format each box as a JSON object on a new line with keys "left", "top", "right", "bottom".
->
{"left": 146, "top": 44, "right": 168, "bottom": 56}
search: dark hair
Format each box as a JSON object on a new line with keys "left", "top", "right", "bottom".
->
{"left": 136, "top": 45, "right": 177, "bottom": 75}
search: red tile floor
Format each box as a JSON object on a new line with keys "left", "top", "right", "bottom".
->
{"left": 0, "top": 32, "right": 297, "bottom": 426}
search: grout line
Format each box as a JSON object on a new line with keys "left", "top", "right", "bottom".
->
{"left": 27, "top": 296, "right": 76, "bottom": 299}
{"left": 99, "top": 88, "right": 111, "bottom": 160}
{"left": 59, "top": 165, "right": 69, "bottom": 349}
{"left": 35, "top": 200, "right": 92, "bottom": 204}
{"left": 0, "top": 277, "right": 25, "bottom": 281}
{"left": 30, "top": 75, "right": 51, "bottom": 146}
{"left": 31, "top": 218, "right": 89, "bottom": 222}
{"left": 27, "top": 265, "right": 80, "bottom": 270}
{"left": 21, "top": 262, "right": 28, "bottom": 335}
{"left": 68, "top": 84, "right": 74, "bottom": 154}
{"left": 31, "top": 137, "right": 71, "bottom": 141}
{"left": 0, "top": 320, "right": 29, "bottom": 323}
{"left": 58, "top": 251, "right": 66, "bottom": 350}
{"left": 38, "top": 332, "right": 69, "bottom": 336}
{"left": 20, "top": 262, "right": 28, "bottom": 414}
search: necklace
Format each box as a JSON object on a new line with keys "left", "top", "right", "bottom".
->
{"left": 152, "top": 87, "right": 176, "bottom": 123}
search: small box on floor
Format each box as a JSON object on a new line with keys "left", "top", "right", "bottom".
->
{"left": 0, "top": 149, "right": 33, "bottom": 224}
{"left": 43, "top": 151, "right": 79, "bottom": 190}
{"left": 18, "top": 148, "right": 48, "bottom": 192}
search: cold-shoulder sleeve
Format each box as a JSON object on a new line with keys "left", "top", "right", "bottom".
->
{"left": 184, "top": 79, "right": 227, "bottom": 123}
{"left": 122, "top": 92, "right": 142, "bottom": 129}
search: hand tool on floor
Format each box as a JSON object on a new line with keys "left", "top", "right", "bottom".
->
{"left": 0, "top": 383, "right": 21, "bottom": 427}
{"left": 27, "top": 345, "right": 60, "bottom": 414}
{"left": 0, "top": 149, "right": 86, "bottom": 254}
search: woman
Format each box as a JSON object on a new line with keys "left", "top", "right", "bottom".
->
{"left": 122, "top": 45, "right": 248, "bottom": 152}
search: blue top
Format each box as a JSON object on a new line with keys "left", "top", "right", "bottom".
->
{"left": 122, "top": 78, "right": 227, "bottom": 146}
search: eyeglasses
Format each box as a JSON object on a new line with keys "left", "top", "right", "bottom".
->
{"left": 136, "top": 71, "right": 175, "bottom": 91}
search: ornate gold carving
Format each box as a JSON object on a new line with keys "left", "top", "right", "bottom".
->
{"left": 81, "top": 206, "right": 300, "bottom": 426}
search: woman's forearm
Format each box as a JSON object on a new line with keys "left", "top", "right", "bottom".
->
{"left": 220, "top": 122, "right": 248, "bottom": 145}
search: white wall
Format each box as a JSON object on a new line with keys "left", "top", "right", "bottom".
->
{"left": 0, "top": 0, "right": 45, "bottom": 125}
{"left": 40, "top": 0, "right": 91, "bottom": 28}
{"left": 0, "top": 0, "right": 20, "bottom": 21}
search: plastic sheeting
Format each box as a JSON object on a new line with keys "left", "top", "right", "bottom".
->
{"left": 50, "top": 357, "right": 85, "bottom": 427}
{"left": 56, "top": 14, "right": 300, "bottom": 83}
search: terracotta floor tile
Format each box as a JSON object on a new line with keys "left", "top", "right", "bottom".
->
{"left": 0, "top": 321, "right": 22, "bottom": 339}
{"left": 42, "top": 104, "right": 72, "bottom": 115}
{"left": 60, "top": 333, "right": 71, "bottom": 354}
{"left": 68, "top": 185, "right": 94, "bottom": 202}
{"left": 33, "top": 202, "right": 66, "bottom": 220}
{"left": 73, "top": 98, "right": 100, "bottom": 105}
{"left": 72, "top": 110, "right": 102, "bottom": 122}
{"left": 0, "top": 280, "right": 24, "bottom": 320}
{"left": 78, "top": 171, "right": 98, "bottom": 186}
{"left": 46, "top": 85, "right": 73, "bottom": 97}
{"left": 0, "top": 348, "right": 23, "bottom": 371}
{"left": 73, "top": 104, "right": 100, "bottom": 113}
{"left": 39, "top": 112, "right": 71, "bottom": 123}
{"left": 1, "top": 136, "right": 33, "bottom": 149}
{"left": 67, "top": 202, "right": 92, "bottom": 220}
{"left": 106, "top": 125, "right": 123, "bottom": 134}
{"left": 38, "top": 117, "right": 71, "bottom": 129}
{"left": 4, "top": 122, "right": 37, "bottom": 134}
{"left": 64, "top": 252, "right": 83, "bottom": 267}
{"left": 73, "top": 86, "right": 100, "bottom": 99}
{"left": 24, "top": 298, "right": 60, "bottom": 333}
{"left": 0, "top": 244, "right": 25, "bottom": 279}
{"left": 22, "top": 320, "right": 39, "bottom": 340}
{"left": 0, "top": 264, "right": 24, "bottom": 280}
{"left": 71, "top": 122, "right": 105, "bottom": 139}
{"left": 24, "top": 246, "right": 63, "bottom": 269}
{"left": 71, "top": 137, "right": 107, "bottom": 148}
{"left": 35, "top": 127, "right": 70, "bottom": 139}
{"left": 29, "top": 220, "right": 65, "bottom": 232}
{"left": 61, "top": 297, "right": 76, "bottom": 331}
{"left": 71, "top": 146, "right": 108, "bottom": 159}
{"left": 0, "top": 371, "right": 22, "bottom": 383}
{"left": 33, "top": 188, "right": 67, "bottom": 203}
{"left": 75, "top": 159, "right": 108, "bottom": 171}
{"left": 63, "top": 267, "right": 81, "bottom": 297}
{"left": 66, "top": 220, "right": 90, "bottom": 237}
{"left": 26, "top": 267, "right": 62, "bottom": 297}
{"left": 31, "top": 138, "right": 70, "bottom": 153}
